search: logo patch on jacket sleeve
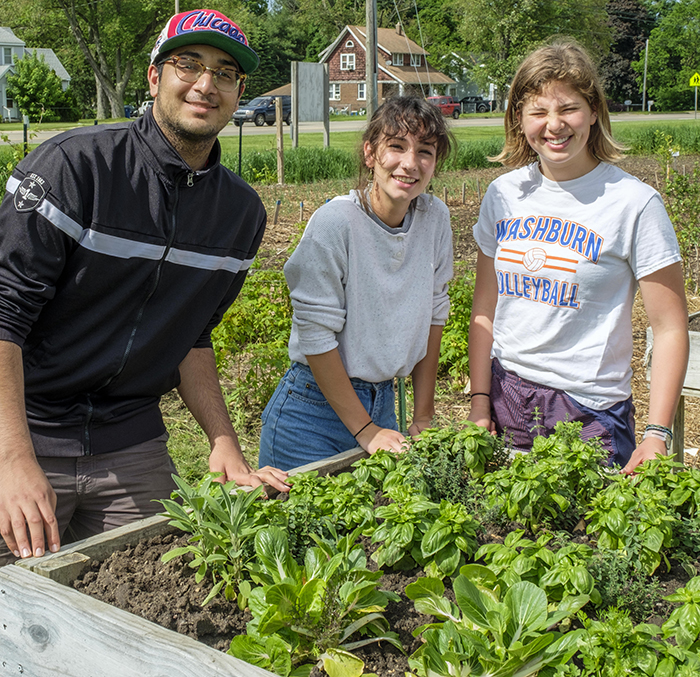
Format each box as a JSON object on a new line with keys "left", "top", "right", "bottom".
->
{"left": 14, "top": 172, "right": 48, "bottom": 212}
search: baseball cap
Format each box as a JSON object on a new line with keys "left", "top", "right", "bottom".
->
{"left": 150, "top": 9, "right": 259, "bottom": 74}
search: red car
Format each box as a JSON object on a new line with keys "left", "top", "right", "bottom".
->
{"left": 426, "top": 96, "right": 461, "bottom": 119}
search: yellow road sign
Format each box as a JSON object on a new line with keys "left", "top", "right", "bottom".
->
{"left": 691, "top": 72, "right": 700, "bottom": 87}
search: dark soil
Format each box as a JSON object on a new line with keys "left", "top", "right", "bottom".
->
{"left": 74, "top": 156, "right": 700, "bottom": 673}
{"left": 73, "top": 530, "right": 429, "bottom": 673}
{"left": 73, "top": 519, "right": 695, "bottom": 675}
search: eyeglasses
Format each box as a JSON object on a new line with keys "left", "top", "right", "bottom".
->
{"left": 163, "top": 55, "right": 246, "bottom": 92}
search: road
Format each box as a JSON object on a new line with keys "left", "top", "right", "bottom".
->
{"left": 3, "top": 111, "right": 697, "bottom": 145}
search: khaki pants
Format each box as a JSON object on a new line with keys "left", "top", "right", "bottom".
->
{"left": 0, "top": 433, "right": 178, "bottom": 566}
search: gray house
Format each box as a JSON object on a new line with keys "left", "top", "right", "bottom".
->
{"left": 1, "top": 27, "right": 71, "bottom": 121}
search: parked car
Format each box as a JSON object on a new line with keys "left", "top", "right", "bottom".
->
{"left": 135, "top": 100, "right": 154, "bottom": 117}
{"left": 232, "top": 95, "right": 291, "bottom": 126}
{"left": 426, "top": 95, "right": 461, "bottom": 119}
{"left": 459, "top": 96, "right": 493, "bottom": 113}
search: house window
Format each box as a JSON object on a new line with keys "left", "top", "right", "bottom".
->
{"left": 345, "top": 40, "right": 354, "bottom": 48}
{"left": 340, "top": 53, "right": 355, "bottom": 71}
{"left": 392, "top": 53, "right": 404, "bottom": 66}
{"left": 6, "top": 97, "right": 14, "bottom": 110}
{"left": 357, "top": 83, "right": 366, "bottom": 100}
{"left": 410, "top": 53, "right": 421, "bottom": 67}
{"left": 329, "top": 83, "right": 341, "bottom": 100}
{"left": 3, "top": 48, "right": 11, "bottom": 65}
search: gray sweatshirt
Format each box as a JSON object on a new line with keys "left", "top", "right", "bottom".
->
{"left": 285, "top": 190, "right": 453, "bottom": 382}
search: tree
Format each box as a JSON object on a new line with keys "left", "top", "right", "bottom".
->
{"left": 632, "top": 0, "right": 700, "bottom": 110}
{"left": 452, "top": 0, "right": 613, "bottom": 110}
{"left": 7, "top": 51, "right": 69, "bottom": 122}
{"left": 599, "top": 0, "right": 656, "bottom": 105}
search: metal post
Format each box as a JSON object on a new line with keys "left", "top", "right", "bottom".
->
{"left": 276, "top": 97, "right": 284, "bottom": 185}
{"left": 323, "top": 63, "right": 330, "bottom": 148}
{"left": 366, "top": 0, "right": 378, "bottom": 119}
{"left": 642, "top": 38, "right": 648, "bottom": 113}
{"left": 397, "top": 377, "right": 407, "bottom": 434}
{"left": 238, "top": 120, "right": 243, "bottom": 177}
{"left": 291, "top": 61, "right": 299, "bottom": 149}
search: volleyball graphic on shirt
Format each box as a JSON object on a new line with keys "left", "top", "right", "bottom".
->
{"left": 523, "top": 247, "right": 547, "bottom": 272}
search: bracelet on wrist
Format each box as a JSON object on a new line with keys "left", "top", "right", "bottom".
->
{"left": 644, "top": 424, "right": 673, "bottom": 439}
{"left": 353, "top": 420, "right": 373, "bottom": 439}
{"left": 643, "top": 424, "right": 673, "bottom": 452}
{"left": 470, "top": 392, "right": 490, "bottom": 399}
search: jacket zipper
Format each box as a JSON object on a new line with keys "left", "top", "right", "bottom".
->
{"left": 82, "top": 171, "right": 193, "bottom": 454}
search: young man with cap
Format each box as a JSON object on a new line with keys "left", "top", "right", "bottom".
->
{"left": 0, "top": 9, "right": 290, "bottom": 566}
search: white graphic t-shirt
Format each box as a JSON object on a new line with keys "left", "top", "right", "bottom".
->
{"left": 474, "top": 162, "right": 681, "bottom": 410}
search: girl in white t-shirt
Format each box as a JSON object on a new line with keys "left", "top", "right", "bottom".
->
{"left": 468, "top": 40, "right": 688, "bottom": 473}
{"left": 259, "top": 97, "right": 455, "bottom": 471}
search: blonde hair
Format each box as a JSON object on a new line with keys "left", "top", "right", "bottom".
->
{"left": 493, "top": 40, "right": 625, "bottom": 167}
{"left": 357, "top": 96, "right": 455, "bottom": 212}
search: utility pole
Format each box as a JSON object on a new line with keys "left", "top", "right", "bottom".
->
{"left": 642, "top": 38, "right": 648, "bottom": 112}
{"left": 366, "top": 0, "right": 378, "bottom": 119}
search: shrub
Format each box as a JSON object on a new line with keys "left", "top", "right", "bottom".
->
{"left": 439, "top": 263, "right": 474, "bottom": 384}
{"left": 211, "top": 267, "right": 292, "bottom": 416}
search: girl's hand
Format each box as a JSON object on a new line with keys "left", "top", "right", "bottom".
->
{"left": 621, "top": 436, "right": 668, "bottom": 475}
{"left": 355, "top": 423, "right": 409, "bottom": 455}
{"left": 408, "top": 418, "right": 434, "bottom": 437}
{"left": 467, "top": 399, "right": 497, "bottom": 434}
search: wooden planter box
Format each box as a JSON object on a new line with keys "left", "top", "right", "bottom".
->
{"left": 646, "top": 310, "right": 700, "bottom": 461}
{"left": 0, "top": 447, "right": 367, "bottom": 677}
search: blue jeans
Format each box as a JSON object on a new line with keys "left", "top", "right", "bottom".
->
{"left": 258, "top": 362, "right": 397, "bottom": 471}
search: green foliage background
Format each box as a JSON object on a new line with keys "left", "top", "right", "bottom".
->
{"left": 7, "top": 51, "right": 79, "bottom": 122}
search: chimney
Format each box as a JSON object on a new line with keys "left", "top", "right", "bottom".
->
{"left": 396, "top": 23, "right": 402, "bottom": 35}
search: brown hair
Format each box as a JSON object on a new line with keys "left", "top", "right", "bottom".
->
{"left": 493, "top": 40, "right": 625, "bottom": 167}
{"left": 357, "top": 96, "right": 455, "bottom": 211}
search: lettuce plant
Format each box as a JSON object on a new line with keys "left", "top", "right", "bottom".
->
{"left": 406, "top": 564, "right": 588, "bottom": 677}
{"left": 230, "top": 526, "right": 401, "bottom": 677}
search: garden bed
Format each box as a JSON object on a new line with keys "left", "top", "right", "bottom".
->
{"left": 8, "top": 424, "right": 700, "bottom": 677}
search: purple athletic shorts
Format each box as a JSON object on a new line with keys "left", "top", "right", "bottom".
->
{"left": 490, "top": 358, "right": 636, "bottom": 467}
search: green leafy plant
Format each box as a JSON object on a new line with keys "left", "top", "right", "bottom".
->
{"left": 439, "top": 264, "right": 475, "bottom": 384}
{"left": 570, "top": 606, "right": 700, "bottom": 677}
{"left": 585, "top": 474, "right": 678, "bottom": 575}
{"left": 370, "top": 486, "right": 438, "bottom": 570}
{"left": 586, "top": 546, "right": 664, "bottom": 624}
{"left": 483, "top": 421, "right": 609, "bottom": 532}
{"left": 287, "top": 471, "right": 377, "bottom": 534}
{"left": 663, "top": 576, "right": 700, "bottom": 652}
{"left": 350, "top": 449, "right": 397, "bottom": 489}
{"left": 390, "top": 423, "right": 501, "bottom": 509}
{"left": 157, "top": 474, "right": 268, "bottom": 607}
{"left": 421, "top": 500, "right": 480, "bottom": 578}
{"left": 406, "top": 564, "right": 588, "bottom": 677}
{"left": 230, "top": 526, "right": 401, "bottom": 677}
{"left": 211, "top": 267, "right": 293, "bottom": 415}
{"left": 475, "top": 531, "right": 601, "bottom": 607}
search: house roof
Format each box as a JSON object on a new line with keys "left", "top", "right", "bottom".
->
{"left": 0, "top": 63, "right": 13, "bottom": 85}
{"left": 30, "top": 48, "right": 71, "bottom": 83}
{"left": 319, "top": 25, "right": 454, "bottom": 86}
{"left": 319, "top": 25, "right": 428, "bottom": 62}
{"left": 264, "top": 83, "right": 291, "bottom": 96}
{"left": 0, "top": 27, "right": 25, "bottom": 46}
{"left": 380, "top": 63, "right": 454, "bottom": 86}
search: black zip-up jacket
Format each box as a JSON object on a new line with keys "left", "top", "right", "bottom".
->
{"left": 0, "top": 111, "right": 266, "bottom": 456}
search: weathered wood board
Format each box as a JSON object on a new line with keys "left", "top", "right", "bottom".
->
{"left": 0, "top": 565, "right": 274, "bottom": 677}
{"left": 1, "top": 446, "right": 367, "bottom": 676}
{"left": 645, "top": 311, "right": 700, "bottom": 461}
